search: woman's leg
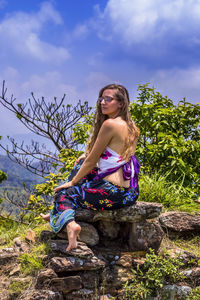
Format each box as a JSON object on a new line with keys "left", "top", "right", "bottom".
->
{"left": 50, "top": 187, "right": 83, "bottom": 251}
{"left": 66, "top": 220, "right": 81, "bottom": 251}
{"left": 40, "top": 213, "right": 50, "bottom": 221}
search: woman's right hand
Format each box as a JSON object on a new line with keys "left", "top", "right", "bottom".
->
{"left": 74, "top": 153, "right": 86, "bottom": 166}
{"left": 54, "top": 181, "right": 73, "bottom": 193}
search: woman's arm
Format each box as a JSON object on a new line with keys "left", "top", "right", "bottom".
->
{"left": 54, "top": 120, "right": 115, "bottom": 192}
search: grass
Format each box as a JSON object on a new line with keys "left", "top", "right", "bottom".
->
{"left": 0, "top": 215, "right": 51, "bottom": 248}
{"left": 138, "top": 172, "right": 200, "bottom": 213}
{"left": 8, "top": 279, "right": 31, "bottom": 297}
{"left": 173, "top": 236, "right": 200, "bottom": 257}
{"left": 19, "top": 242, "right": 50, "bottom": 275}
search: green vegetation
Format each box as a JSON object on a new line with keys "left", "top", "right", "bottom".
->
{"left": 19, "top": 242, "right": 49, "bottom": 275}
{"left": 0, "top": 84, "right": 199, "bottom": 299}
{"left": 187, "top": 286, "right": 200, "bottom": 300}
{"left": 0, "top": 83, "right": 199, "bottom": 218}
{"left": 173, "top": 236, "right": 200, "bottom": 257}
{"left": 8, "top": 279, "right": 31, "bottom": 297}
{"left": 0, "top": 216, "right": 50, "bottom": 248}
{"left": 123, "top": 249, "right": 185, "bottom": 299}
{"left": 0, "top": 217, "right": 30, "bottom": 247}
{"left": 130, "top": 84, "right": 200, "bottom": 197}
{"left": 139, "top": 172, "right": 200, "bottom": 213}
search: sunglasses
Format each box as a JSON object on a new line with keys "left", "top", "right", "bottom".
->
{"left": 98, "top": 96, "right": 114, "bottom": 103}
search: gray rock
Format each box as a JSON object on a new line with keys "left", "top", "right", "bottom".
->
{"left": 93, "top": 201, "right": 162, "bottom": 222}
{"left": 75, "top": 208, "right": 96, "bottom": 222}
{"left": 50, "top": 255, "right": 105, "bottom": 273}
{"left": 129, "top": 219, "right": 164, "bottom": 251}
{"left": 182, "top": 267, "right": 200, "bottom": 286}
{"left": 78, "top": 222, "right": 99, "bottom": 246}
{"left": 49, "top": 240, "right": 94, "bottom": 258}
{"left": 0, "top": 252, "right": 19, "bottom": 266}
{"left": 35, "top": 268, "right": 58, "bottom": 289}
{"left": 98, "top": 220, "right": 120, "bottom": 239}
{"left": 51, "top": 276, "right": 82, "bottom": 294}
{"left": 159, "top": 212, "right": 200, "bottom": 237}
{"left": 160, "top": 284, "right": 192, "bottom": 300}
{"left": 19, "top": 289, "right": 63, "bottom": 300}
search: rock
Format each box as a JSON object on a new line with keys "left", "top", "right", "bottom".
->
{"left": 78, "top": 222, "right": 99, "bottom": 246}
{"left": 93, "top": 202, "right": 162, "bottom": 222}
{"left": 182, "top": 267, "right": 200, "bottom": 286}
{"left": 0, "top": 247, "right": 14, "bottom": 252}
{"left": 50, "top": 255, "right": 105, "bottom": 273}
{"left": 25, "top": 229, "right": 36, "bottom": 243}
{"left": 75, "top": 208, "right": 96, "bottom": 222}
{"left": 102, "top": 265, "right": 135, "bottom": 289}
{"left": 40, "top": 230, "right": 55, "bottom": 242}
{"left": 49, "top": 240, "right": 94, "bottom": 258}
{"left": 159, "top": 212, "right": 200, "bottom": 237}
{"left": 51, "top": 276, "right": 82, "bottom": 293}
{"left": 57, "top": 222, "right": 99, "bottom": 246}
{"left": 13, "top": 237, "right": 30, "bottom": 252}
{"left": 160, "top": 284, "right": 192, "bottom": 300}
{"left": 115, "top": 253, "right": 133, "bottom": 267}
{"left": 35, "top": 268, "right": 58, "bottom": 289}
{"left": 19, "top": 289, "right": 63, "bottom": 300}
{"left": 65, "top": 288, "right": 94, "bottom": 299}
{"left": 0, "top": 252, "right": 19, "bottom": 266}
{"left": 9, "top": 264, "right": 21, "bottom": 276}
{"left": 79, "top": 270, "right": 100, "bottom": 289}
{"left": 13, "top": 237, "right": 22, "bottom": 247}
{"left": 129, "top": 219, "right": 164, "bottom": 251}
{"left": 98, "top": 220, "right": 120, "bottom": 239}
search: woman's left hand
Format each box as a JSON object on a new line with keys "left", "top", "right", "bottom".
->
{"left": 53, "top": 181, "right": 73, "bottom": 193}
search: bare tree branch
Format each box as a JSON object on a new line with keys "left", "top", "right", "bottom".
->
{"left": 0, "top": 80, "right": 92, "bottom": 177}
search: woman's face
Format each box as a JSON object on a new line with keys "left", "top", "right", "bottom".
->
{"left": 100, "top": 89, "right": 122, "bottom": 118}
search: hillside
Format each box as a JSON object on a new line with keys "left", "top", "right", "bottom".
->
{"left": 0, "top": 155, "right": 42, "bottom": 189}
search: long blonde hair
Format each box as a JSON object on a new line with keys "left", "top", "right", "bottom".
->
{"left": 86, "top": 84, "right": 139, "bottom": 161}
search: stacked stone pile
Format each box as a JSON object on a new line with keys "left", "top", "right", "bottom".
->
{"left": 1, "top": 203, "right": 200, "bottom": 299}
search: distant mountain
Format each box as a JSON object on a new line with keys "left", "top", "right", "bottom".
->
{"left": 0, "top": 155, "right": 42, "bottom": 188}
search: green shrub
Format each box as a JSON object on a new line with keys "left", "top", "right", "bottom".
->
{"left": 123, "top": 249, "right": 184, "bottom": 299}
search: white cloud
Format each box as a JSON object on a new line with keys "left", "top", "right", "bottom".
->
{"left": 73, "top": 24, "right": 89, "bottom": 40}
{"left": 94, "top": 0, "right": 200, "bottom": 45}
{"left": 21, "top": 71, "right": 78, "bottom": 102}
{"left": 0, "top": 2, "right": 69, "bottom": 63}
{"left": 151, "top": 66, "right": 200, "bottom": 103}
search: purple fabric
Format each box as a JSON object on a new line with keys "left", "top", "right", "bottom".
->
{"left": 93, "top": 155, "right": 140, "bottom": 188}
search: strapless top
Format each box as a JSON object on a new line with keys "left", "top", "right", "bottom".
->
{"left": 93, "top": 146, "right": 140, "bottom": 188}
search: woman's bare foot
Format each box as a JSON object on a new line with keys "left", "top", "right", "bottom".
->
{"left": 40, "top": 213, "right": 50, "bottom": 222}
{"left": 66, "top": 221, "right": 81, "bottom": 252}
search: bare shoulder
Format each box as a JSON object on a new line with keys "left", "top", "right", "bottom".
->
{"left": 102, "top": 118, "right": 127, "bottom": 130}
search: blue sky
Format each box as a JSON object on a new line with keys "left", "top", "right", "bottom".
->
{"left": 0, "top": 0, "right": 200, "bottom": 146}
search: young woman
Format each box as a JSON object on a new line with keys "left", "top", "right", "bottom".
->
{"left": 41, "top": 84, "right": 140, "bottom": 252}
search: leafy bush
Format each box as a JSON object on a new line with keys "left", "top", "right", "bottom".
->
{"left": 123, "top": 249, "right": 184, "bottom": 299}
{"left": 131, "top": 84, "right": 200, "bottom": 197}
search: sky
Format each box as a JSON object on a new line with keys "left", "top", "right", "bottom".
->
{"left": 0, "top": 0, "right": 200, "bottom": 150}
